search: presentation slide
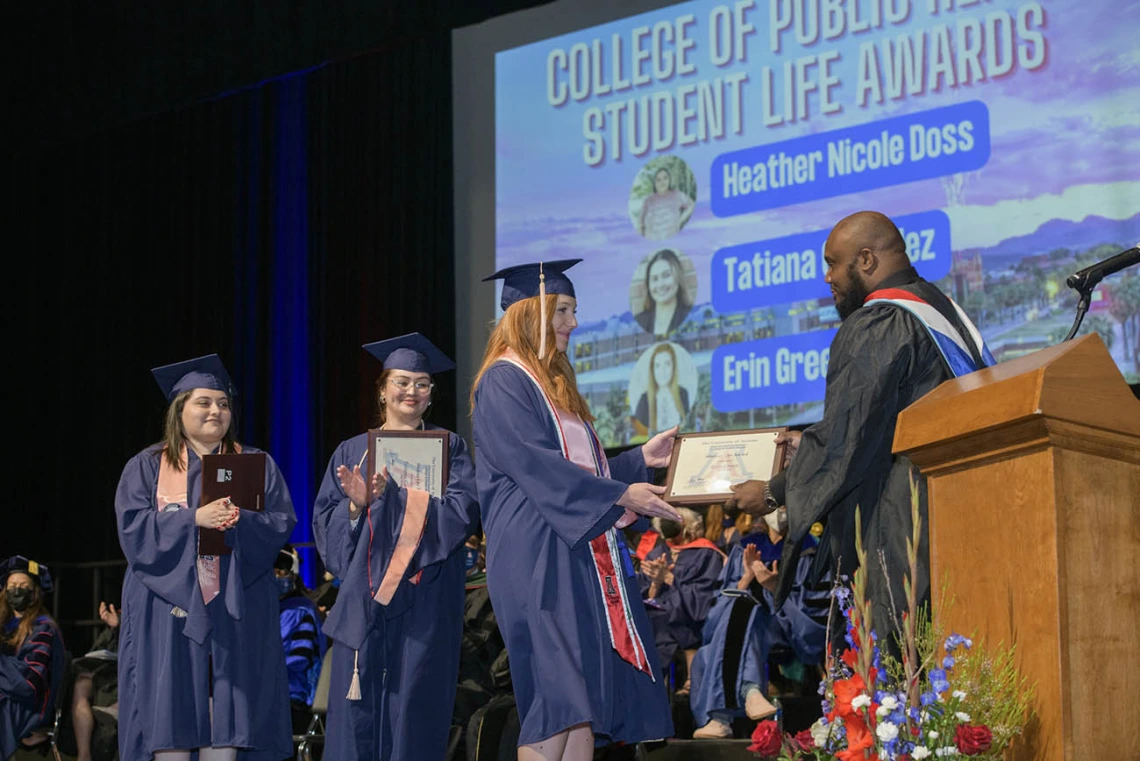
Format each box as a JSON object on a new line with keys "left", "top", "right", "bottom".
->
{"left": 493, "top": 0, "right": 1139, "bottom": 447}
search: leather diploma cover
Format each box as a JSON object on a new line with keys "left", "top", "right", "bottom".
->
{"left": 198, "top": 452, "right": 266, "bottom": 556}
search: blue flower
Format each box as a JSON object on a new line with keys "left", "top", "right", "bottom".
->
{"left": 909, "top": 707, "right": 921, "bottom": 721}
{"left": 942, "top": 655, "right": 956, "bottom": 670}
{"left": 945, "top": 633, "right": 974, "bottom": 651}
{"left": 920, "top": 691, "right": 937, "bottom": 707}
{"left": 889, "top": 708, "right": 906, "bottom": 725}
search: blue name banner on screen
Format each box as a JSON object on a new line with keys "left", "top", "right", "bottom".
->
{"left": 712, "top": 329, "right": 838, "bottom": 412}
{"left": 712, "top": 209, "right": 952, "bottom": 311}
{"left": 710, "top": 101, "right": 991, "bottom": 216}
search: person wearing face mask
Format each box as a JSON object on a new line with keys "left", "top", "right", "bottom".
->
{"left": 637, "top": 166, "right": 694, "bottom": 241}
{"left": 689, "top": 509, "right": 831, "bottom": 739}
{"left": 472, "top": 259, "right": 681, "bottom": 761}
{"left": 725, "top": 212, "right": 995, "bottom": 659}
{"left": 114, "top": 355, "right": 297, "bottom": 761}
{"left": 312, "top": 333, "right": 480, "bottom": 761}
{"left": 634, "top": 249, "right": 693, "bottom": 337}
{"left": 274, "top": 546, "right": 325, "bottom": 736}
{"left": 633, "top": 342, "right": 690, "bottom": 438}
{"left": 1, "top": 556, "right": 65, "bottom": 761}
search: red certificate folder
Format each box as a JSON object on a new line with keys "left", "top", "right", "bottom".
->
{"left": 198, "top": 452, "right": 266, "bottom": 556}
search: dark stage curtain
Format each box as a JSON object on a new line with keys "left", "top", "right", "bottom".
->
{"left": 9, "top": 27, "right": 457, "bottom": 642}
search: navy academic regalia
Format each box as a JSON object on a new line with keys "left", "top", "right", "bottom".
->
{"left": 0, "top": 558, "right": 65, "bottom": 761}
{"left": 313, "top": 333, "right": 479, "bottom": 761}
{"left": 313, "top": 427, "right": 479, "bottom": 761}
{"left": 114, "top": 445, "right": 296, "bottom": 760}
{"left": 115, "top": 355, "right": 296, "bottom": 761}
{"left": 473, "top": 361, "right": 673, "bottom": 746}
{"left": 689, "top": 537, "right": 829, "bottom": 728}
{"left": 279, "top": 593, "right": 325, "bottom": 709}
{"left": 652, "top": 540, "right": 726, "bottom": 654}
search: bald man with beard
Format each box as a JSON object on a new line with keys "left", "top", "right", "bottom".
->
{"left": 727, "top": 211, "right": 995, "bottom": 655}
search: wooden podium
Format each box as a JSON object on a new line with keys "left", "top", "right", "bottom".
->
{"left": 893, "top": 334, "right": 1140, "bottom": 761}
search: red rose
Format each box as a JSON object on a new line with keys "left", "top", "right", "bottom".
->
{"left": 793, "top": 728, "right": 815, "bottom": 751}
{"left": 748, "top": 720, "right": 782, "bottom": 758}
{"left": 954, "top": 724, "right": 993, "bottom": 755}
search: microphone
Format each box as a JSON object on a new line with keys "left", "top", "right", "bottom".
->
{"left": 1066, "top": 244, "right": 1140, "bottom": 292}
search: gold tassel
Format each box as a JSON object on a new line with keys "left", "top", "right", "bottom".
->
{"left": 538, "top": 263, "right": 547, "bottom": 360}
{"left": 346, "top": 650, "right": 362, "bottom": 700}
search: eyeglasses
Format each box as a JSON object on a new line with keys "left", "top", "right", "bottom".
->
{"left": 388, "top": 378, "right": 434, "bottom": 394}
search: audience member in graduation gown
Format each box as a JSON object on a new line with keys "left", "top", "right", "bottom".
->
{"left": 726, "top": 212, "right": 995, "bottom": 654}
{"left": 114, "top": 355, "right": 296, "bottom": 761}
{"left": 1, "top": 556, "right": 65, "bottom": 761}
{"left": 690, "top": 512, "right": 830, "bottom": 738}
{"left": 312, "top": 333, "right": 479, "bottom": 761}
{"left": 274, "top": 546, "right": 326, "bottom": 735}
{"left": 472, "top": 260, "right": 680, "bottom": 760}
{"left": 640, "top": 509, "right": 726, "bottom": 693}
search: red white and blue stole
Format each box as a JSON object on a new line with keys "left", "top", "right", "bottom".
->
{"left": 863, "top": 288, "right": 996, "bottom": 378}
{"left": 499, "top": 352, "right": 655, "bottom": 678}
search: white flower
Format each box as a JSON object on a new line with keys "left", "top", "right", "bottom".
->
{"left": 952, "top": 690, "right": 967, "bottom": 700}
{"left": 876, "top": 704, "right": 890, "bottom": 719}
{"left": 852, "top": 694, "right": 872, "bottom": 709}
{"left": 912, "top": 747, "right": 932, "bottom": 760}
{"left": 955, "top": 711, "right": 972, "bottom": 723}
{"left": 935, "top": 746, "right": 960, "bottom": 757}
{"left": 880, "top": 695, "right": 900, "bottom": 711}
{"left": 876, "top": 721, "right": 899, "bottom": 742}
{"left": 809, "top": 718, "right": 830, "bottom": 747}
{"left": 928, "top": 730, "right": 940, "bottom": 739}
{"left": 920, "top": 710, "right": 930, "bottom": 723}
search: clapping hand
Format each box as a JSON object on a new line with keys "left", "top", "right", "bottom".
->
{"left": 751, "top": 558, "right": 779, "bottom": 593}
{"left": 337, "top": 465, "right": 389, "bottom": 516}
{"left": 642, "top": 556, "right": 674, "bottom": 587}
{"left": 98, "top": 601, "right": 119, "bottom": 629}
{"left": 738, "top": 544, "right": 759, "bottom": 589}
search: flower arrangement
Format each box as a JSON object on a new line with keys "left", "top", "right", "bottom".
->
{"left": 749, "top": 475, "right": 1033, "bottom": 761}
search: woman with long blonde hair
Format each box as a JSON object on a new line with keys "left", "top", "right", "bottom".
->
{"left": 472, "top": 259, "right": 679, "bottom": 761}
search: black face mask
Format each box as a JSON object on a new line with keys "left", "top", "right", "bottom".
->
{"left": 6, "top": 587, "right": 34, "bottom": 612}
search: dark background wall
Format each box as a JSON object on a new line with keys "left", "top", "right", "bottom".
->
{"left": 4, "top": 0, "right": 548, "bottom": 645}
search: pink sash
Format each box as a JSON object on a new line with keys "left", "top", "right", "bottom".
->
{"left": 499, "top": 351, "right": 654, "bottom": 678}
{"left": 157, "top": 443, "right": 240, "bottom": 605}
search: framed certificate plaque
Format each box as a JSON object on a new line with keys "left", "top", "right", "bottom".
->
{"left": 662, "top": 428, "right": 788, "bottom": 505}
{"left": 367, "top": 429, "right": 450, "bottom": 498}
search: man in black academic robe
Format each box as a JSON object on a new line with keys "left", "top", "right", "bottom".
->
{"left": 727, "top": 211, "right": 993, "bottom": 656}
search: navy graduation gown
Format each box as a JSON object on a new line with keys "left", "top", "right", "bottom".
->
{"left": 689, "top": 539, "right": 829, "bottom": 727}
{"left": 0, "top": 616, "right": 65, "bottom": 760}
{"left": 652, "top": 544, "right": 725, "bottom": 653}
{"left": 472, "top": 362, "right": 673, "bottom": 746}
{"left": 312, "top": 426, "right": 479, "bottom": 761}
{"left": 114, "top": 445, "right": 296, "bottom": 761}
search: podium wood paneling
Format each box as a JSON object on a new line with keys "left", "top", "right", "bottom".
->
{"left": 894, "top": 335, "right": 1140, "bottom": 761}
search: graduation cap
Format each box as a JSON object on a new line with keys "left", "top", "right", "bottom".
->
{"left": 483, "top": 258, "right": 581, "bottom": 311}
{"left": 482, "top": 259, "right": 581, "bottom": 358}
{"left": 1, "top": 556, "right": 54, "bottom": 593}
{"left": 275, "top": 546, "right": 299, "bottom": 575}
{"left": 362, "top": 333, "right": 455, "bottom": 375}
{"left": 151, "top": 354, "right": 235, "bottom": 402}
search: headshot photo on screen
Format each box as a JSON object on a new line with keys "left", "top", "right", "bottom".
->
{"left": 630, "top": 247, "right": 697, "bottom": 337}
{"left": 628, "top": 341, "right": 697, "bottom": 439}
{"left": 629, "top": 155, "right": 697, "bottom": 241}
